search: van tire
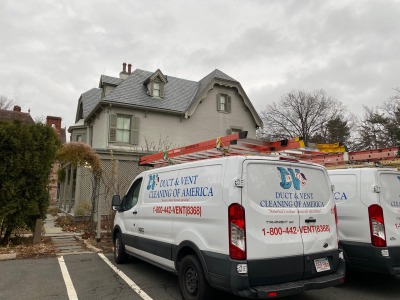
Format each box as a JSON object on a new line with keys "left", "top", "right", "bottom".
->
{"left": 114, "top": 232, "right": 128, "bottom": 264}
{"left": 178, "top": 255, "right": 213, "bottom": 300}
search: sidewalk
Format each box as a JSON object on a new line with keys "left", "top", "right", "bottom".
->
{"left": 44, "top": 213, "right": 98, "bottom": 255}
{"left": 43, "top": 213, "right": 81, "bottom": 237}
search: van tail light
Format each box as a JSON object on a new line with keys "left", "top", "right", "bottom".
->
{"left": 229, "top": 204, "right": 246, "bottom": 260}
{"left": 368, "top": 204, "right": 386, "bottom": 247}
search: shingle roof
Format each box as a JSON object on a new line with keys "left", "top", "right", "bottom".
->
{"left": 100, "top": 75, "right": 123, "bottom": 87}
{"left": 103, "top": 69, "right": 199, "bottom": 113}
{"left": 0, "top": 109, "right": 34, "bottom": 124}
{"left": 101, "top": 68, "right": 240, "bottom": 114}
{"left": 81, "top": 88, "right": 101, "bottom": 118}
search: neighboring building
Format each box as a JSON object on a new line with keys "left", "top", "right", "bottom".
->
{"left": 46, "top": 116, "right": 67, "bottom": 205}
{"left": 61, "top": 63, "right": 262, "bottom": 216}
{"left": 0, "top": 105, "right": 34, "bottom": 124}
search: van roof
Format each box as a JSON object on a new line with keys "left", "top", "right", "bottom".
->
{"left": 140, "top": 155, "right": 324, "bottom": 174}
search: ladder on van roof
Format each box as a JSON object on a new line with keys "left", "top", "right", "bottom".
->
{"left": 138, "top": 131, "right": 400, "bottom": 167}
{"left": 139, "top": 131, "right": 305, "bottom": 167}
{"left": 284, "top": 147, "right": 400, "bottom": 168}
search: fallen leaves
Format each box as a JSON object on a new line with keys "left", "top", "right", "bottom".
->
{"left": 0, "top": 236, "right": 57, "bottom": 259}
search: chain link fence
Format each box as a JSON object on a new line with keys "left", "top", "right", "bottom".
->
{"left": 59, "top": 151, "right": 149, "bottom": 218}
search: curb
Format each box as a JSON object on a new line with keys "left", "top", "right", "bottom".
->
{"left": 0, "top": 253, "right": 17, "bottom": 261}
{"left": 83, "top": 239, "right": 103, "bottom": 253}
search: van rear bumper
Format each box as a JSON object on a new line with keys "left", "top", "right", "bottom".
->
{"left": 222, "top": 256, "right": 345, "bottom": 299}
{"left": 341, "top": 241, "right": 400, "bottom": 275}
{"left": 247, "top": 259, "right": 345, "bottom": 299}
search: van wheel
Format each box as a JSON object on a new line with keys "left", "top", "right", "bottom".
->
{"left": 178, "top": 255, "right": 213, "bottom": 300}
{"left": 114, "top": 232, "right": 128, "bottom": 264}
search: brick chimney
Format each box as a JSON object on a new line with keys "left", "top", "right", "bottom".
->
{"left": 119, "top": 62, "right": 129, "bottom": 79}
{"left": 46, "top": 116, "right": 62, "bottom": 135}
{"left": 128, "top": 63, "right": 132, "bottom": 75}
{"left": 13, "top": 105, "right": 21, "bottom": 112}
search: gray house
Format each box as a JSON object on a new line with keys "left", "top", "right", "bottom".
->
{"left": 61, "top": 63, "right": 262, "bottom": 216}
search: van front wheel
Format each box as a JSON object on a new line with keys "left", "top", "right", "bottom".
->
{"left": 114, "top": 232, "right": 128, "bottom": 264}
{"left": 178, "top": 255, "right": 213, "bottom": 300}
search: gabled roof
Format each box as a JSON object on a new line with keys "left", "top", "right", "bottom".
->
{"left": 185, "top": 69, "right": 238, "bottom": 111}
{"left": 81, "top": 68, "right": 262, "bottom": 127}
{"left": 143, "top": 69, "right": 168, "bottom": 85}
{"left": 0, "top": 109, "right": 34, "bottom": 124}
{"left": 75, "top": 88, "right": 102, "bottom": 122}
{"left": 102, "top": 69, "right": 198, "bottom": 113}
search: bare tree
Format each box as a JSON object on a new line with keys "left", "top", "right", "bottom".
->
{"left": 258, "top": 89, "right": 347, "bottom": 145}
{"left": 34, "top": 115, "right": 47, "bottom": 124}
{"left": 0, "top": 95, "right": 14, "bottom": 110}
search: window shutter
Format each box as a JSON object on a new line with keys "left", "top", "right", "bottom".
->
{"left": 160, "top": 83, "right": 164, "bottom": 98}
{"left": 227, "top": 96, "right": 231, "bottom": 113}
{"left": 217, "top": 94, "right": 221, "bottom": 111}
{"left": 130, "top": 117, "right": 140, "bottom": 145}
{"left": 109, "top": 114, "right": 117, "bottom": 142}
{"left": 150, "top": 82, "right": 154, "bottom": 97}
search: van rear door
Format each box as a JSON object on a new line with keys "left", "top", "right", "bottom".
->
{"left": 377, "top": 170, "right": 400, "bottom": 248}
{"left": 295, "top": 163, "right": 339, "bottom": 279}
{"left": 243, "top": 159, "right": 339, "bottom": 286}
{"left": 243, "top": 159, "right": 304, "bottom": 285}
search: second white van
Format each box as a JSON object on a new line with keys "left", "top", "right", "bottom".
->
{"left": 329, "top": 167, "right": 400, "bottom": 275}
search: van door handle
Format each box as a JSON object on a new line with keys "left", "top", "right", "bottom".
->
{"left": 132, "top": 211, "right": 138, "bottom": 215}
{"left": 305, "top": 218, "right": 316, "bottom": 223}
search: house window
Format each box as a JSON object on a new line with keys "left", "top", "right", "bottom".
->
{"left": 226, "top": 127, "right": 243, "bottom": 135}
{"left": 217, "top": 94, "right": 231, "bottom": 113}
{"left": 109, "top": 114, "right": 140, "bottom": 145}
{"left": 153, "top": 82, "right": 160, "bottom": 97}
{"left": 73, "top": 133, "right": 86, "bottom": 143}
{"left": 116, "top": 115, "right": 131, "bottom": 143}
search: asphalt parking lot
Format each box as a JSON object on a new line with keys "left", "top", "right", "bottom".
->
{"left": 1, "top": 252, "right": 400, "bottom": 300}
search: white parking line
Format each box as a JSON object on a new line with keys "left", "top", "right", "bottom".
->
{"left": 58, "top": 256, "right": 79, "bottom": 300}
{"left": 98, "top": 253, "right": 154, "bottom": 300}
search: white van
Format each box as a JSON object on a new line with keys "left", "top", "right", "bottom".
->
{"left": 328, "top": 167, "right": 400, "bottom": 275}
{"left": 112, "top": 156, "right": 345, "bottom": 299}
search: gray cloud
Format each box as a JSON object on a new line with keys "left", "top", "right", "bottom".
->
{"left": 0, "top": 0, "right": 399, "bottom": 133}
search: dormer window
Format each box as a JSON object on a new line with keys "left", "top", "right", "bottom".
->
{"left": 144, "top": 69, "right": 168, "bottom": 99}
{"left": 153, "top": 82, "right": 161, "bottom": 97}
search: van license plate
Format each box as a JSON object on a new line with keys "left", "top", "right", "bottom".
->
{"left": 314, "top": 258, "right": 330, "bottom": 272}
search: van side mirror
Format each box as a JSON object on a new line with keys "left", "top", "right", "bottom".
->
{"left": 112, "top": 195, "right": 121, "bottom": 211}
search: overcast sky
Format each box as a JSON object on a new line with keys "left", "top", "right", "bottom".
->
{"left": 1, "top": 0, "right": 399, "bottom": 132}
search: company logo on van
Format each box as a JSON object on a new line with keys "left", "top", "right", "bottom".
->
{"left": 277, "top": 167, "right": 307, "bottom": 190}
{"left": 147, "top": 174, "right": 159, "bottom": 191}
